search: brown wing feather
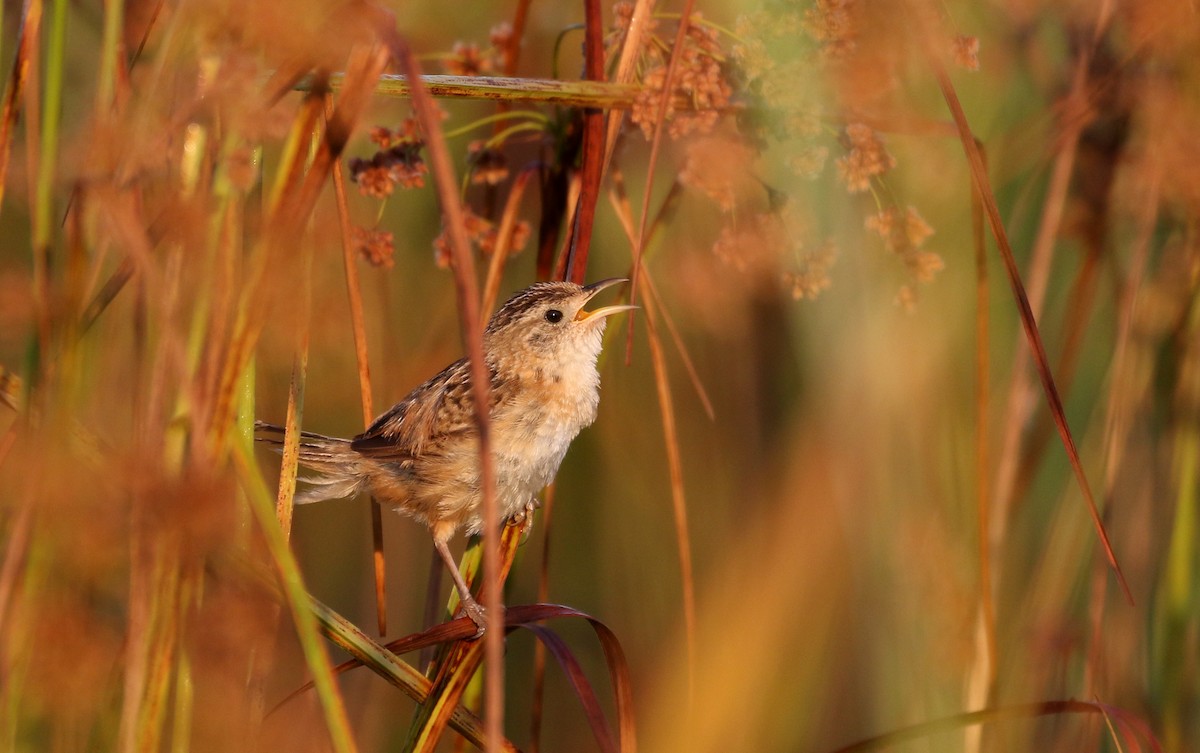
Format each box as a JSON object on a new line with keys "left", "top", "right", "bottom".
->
{"left": 350, "top": 358, "right": 509, "bottom": 461}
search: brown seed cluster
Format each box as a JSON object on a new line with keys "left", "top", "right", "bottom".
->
{"left": 712, "top": 212, "right": 788, "bottom": 273}
{"left": 446, "top": 42, "right": 491, "bottom": 76}
{"left": 711, "top": 206, "right": 838, "bottom": 300}
{"left": 443, "top": 23, "right": 512, "bottom": 76}
{"left": 787, "top": 145, "right": 830, "bottom": 179}
{"left": 678, "top": 136, "right": 760, "bottom": 212}
{"left": 836, "top": 123, "right": 896, "bottom": 193}
{"left": 801, "top": 0, "right": 860, "bottom": 60}
{"left": 349, "top": 118, "right": 428, "bottom": 198}
{"left": 352, "top": 226, "right": 396, "bottom": 268}
{"left": 952, "top": 35, "right": 980, "bottom": 72}
{"left": 784, "top": 239, "right": 838, "bottom": 300}
{"left": 865, "top": 205, "right": 944, "bottom": 306}
{"left": 621, "top": 9, "right": 734, "bottom": 139}
{"left": 696, "top": 3, "right": 966, "bottom": 305}
{"left": 467, "top": 140, "right": 511, "bottom": 186}
{"left": 489, "top": 21, "right": 515, "bottom": 52}
{"left": 432, "top": 208, "right": 532, "bottom": 268}
{"left": 0, "top": 363, "right": 21, "bottom": 410}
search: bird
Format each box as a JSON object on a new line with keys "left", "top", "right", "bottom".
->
{"left": 256, "top": 278, "right": 635, "bottom": 635}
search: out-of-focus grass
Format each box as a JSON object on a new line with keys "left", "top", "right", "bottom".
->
{"left": 1, "top": 0, "right": 1198, "bottom": 752}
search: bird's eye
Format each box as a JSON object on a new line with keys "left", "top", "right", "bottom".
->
{"left": 544, "top": 309, "right": 564, "bottom": 323}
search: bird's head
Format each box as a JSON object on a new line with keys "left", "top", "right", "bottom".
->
{"left": 484, "top": 278, "right": 635, "bottom": 364}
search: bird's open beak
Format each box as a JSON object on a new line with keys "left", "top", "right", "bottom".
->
{"left": 576, "top": 278, "right": 638, "bottom": 321}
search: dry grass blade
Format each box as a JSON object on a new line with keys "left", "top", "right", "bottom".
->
{"left": 640, "top": 290, "right": 697, "bottom": 705}
{"left": 603, "top": 0, "right": 657, "bottom": 169}
{"left": 626, "top": 0, "right": 695, "bottom": 327}
{"left": 301, "top": 598, "right": 518, "bottom": 752}
{"left": 481, "top": 166, "right": 536, "bottom": 321}
{"left": 828, "top": 700, "right": 1162, "bottom": 753}
{"left": 273, "top": 353, "right": 307, "bottom": 538}
{"left": 289, "top": 602, "right": 635, "bottom": 753}
{"left": 606, "top": 178, "right": 697, "bottom": 696}
{"left": 209, "top": 47, "right": 387, "bottom": 458}
{"left": 636, "top": 252, "right": 714, "bottom": 421}
{"left": 1100, "top": 167, "right": 1160, "bottom": 500}
{"left": 234, "top": 445, "right": 359, "bottom": 753}
{"left": 552, "top": 173, "right": 582, "bottom": 281}
{"left": 409, "top": 643, "right": 486, "bottom": 753}
{"left": 564, "top": 0, "right": 605, "bottom": 284}
{"left": 329, "top": 96, "right": 387, "bottom": 636}
{"left": 403, "top": 524, "right": 522, "bottom": 752}
{"left": 913, "top": 2, "right": 1133, "bottom": 604}
{"left": 501, "top": 0, "right": 531, "bottom": 75}
{"left": 607, "top": 178, "right": 712, "bottom": 417}
{"left": 338, "top": 74, "right": 644, "bottom": 109}
{"left": 530, "top": 484, "right": 556, "bottom": 753}
{"left": 0, "top": 497, "right": 32, "bottom": 642}
{"left": 121, "top": 540, "right": 184, "bottom": 752}
{"left": 507, "top": 604, "right": 637, "bottom": 753}
{"left": 273, "top": 199, "right": 316, "bottom": 539}
{"left": 971, "top": 172, "right": 996, "bottom": 705}
{"left": 79, "top": 257, "right": 134, "bottom": 332}
{"left": 1010, "top": 247, "right": 1103, "bottom": 504}
{"left": 521, "top": 625, "right": 617, "bottom": 753}
{"left": 377, "top": 22, "right": 505, "bottom": 753}
{"left": 0, "top": 0, "right": 39, "bottom": 215}
{"left": 991, "top": 27, "right": 1093, "bottom": 542}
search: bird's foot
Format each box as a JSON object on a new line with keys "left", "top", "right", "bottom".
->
{"left": 459, "top": 595, "right": 487, "bottom": 639}
{"left": 508, "top": 496, "right": 541, "bottom": 539}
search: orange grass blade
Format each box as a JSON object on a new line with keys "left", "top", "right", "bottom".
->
{"left": 1100, "top": 168, "right": 1160, "bottom": 507}
{"left": 273, "top": 253, "right": 311, "bottom": 538}
{"left": 563, "top": 0, "right": 605, "bottom": 284}
{"left": 500, "top": 0, "right": 531, "bottom": 75}
{"left": 530, "top": 484, "right": 556, "bottom": 753}
{"left": 602, "top": 0, "right": 657, "bottom": 171}
{"left": 606, "top": 180, "right": 697, "bottom": 692}
{"left": 551, "top": 172, "right": 582, "bottom": 281}
{"left": 480, "top": 166, "right": 536, "bottom": 322}
{"left": 607, "top": 177, "right": 713, "bottom": 419}
{"left": 971, "top": 176, "right": 997, "bottom": 696}
{"left": 636, "top": 257, "right": 714, "bottom": 421}
{"left": 991, "top": 51, "right": 1090, "bottom": 534}
{"left": 0, "top": 0, "right": 39, "bottom": 216}
{"left": 233, "top": 444, "right": 359, "bottom": 753}
{"left": 625, "top": 0, "right": 695, "bottom": 357}
{"left": 374, "top": 19, "right": 504, "bottom": 752}
{"left": 640, "top": 288, "right": 697, "bottom": 705}
{"left": 1009, "top": 246, "right": 1103, "bottom": 506}
{"left": 0, "top": 491, "right": 32, "bottom": 640}
{"left": 406, "top": 525, "right": 522, "bottom": 752}
{"left": 915, "top": 4, "right": 1133, "bottom": 604}
{"left": 209, "top": 47, "right": 386, "bottom": 457}
{"left": 329, "top": 95, "right": 387, "bottom": 636}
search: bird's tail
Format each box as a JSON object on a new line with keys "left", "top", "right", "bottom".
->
{"left": 254, "top": 421, "right": 366, "bottom": 504}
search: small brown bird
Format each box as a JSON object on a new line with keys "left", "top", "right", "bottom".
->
{"left": 257, "top": 278, "right": 634, "bottom": 633}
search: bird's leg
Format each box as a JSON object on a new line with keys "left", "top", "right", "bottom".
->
{"left": 433, "top": 537, "right": 487, "bottom": 638}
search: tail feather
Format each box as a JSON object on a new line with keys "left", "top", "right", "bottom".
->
{"left": 294, "top": 474, "right": 365, "bottom": 505}
{"left": 255, "top": 421, "right": 364, "bottom": 503}
{"left": 254, "top": 420, "right": 341, "bottom": 442}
